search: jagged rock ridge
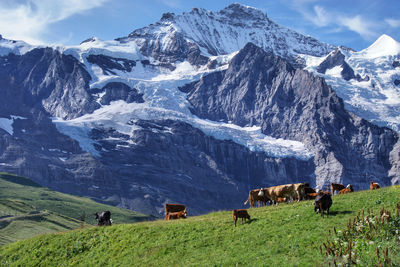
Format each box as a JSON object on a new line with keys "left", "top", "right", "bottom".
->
{"left": 117, "top": 3, "right": 334, "bottom": 67}
{"left": 180, "top": 43, "right": 400, "bottom": 189}
{"left": 317, "top": 49, "right": 369, "bottom": 82}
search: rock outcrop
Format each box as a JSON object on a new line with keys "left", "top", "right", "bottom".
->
{"left": 0, "top": 48, "right": 97, "bottom": 119}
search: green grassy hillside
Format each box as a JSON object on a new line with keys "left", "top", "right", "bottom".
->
{"left": 1, "top": 184, "right": 399, "bottom": 266}
{"left": 0, "top": 172, "right": 152, "bottom": 246}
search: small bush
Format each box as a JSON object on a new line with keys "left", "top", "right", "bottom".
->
{"left": 320, "top": 204, "right": 400, "bottom": 266}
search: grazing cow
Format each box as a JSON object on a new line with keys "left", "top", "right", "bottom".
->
{"left": 94, "top": 211, "right": 112, "bottom": 226}
{"left": 314, "top": 193, "right": 332, "bottom": 217}
{"left": 338, "top": 184, "right": 354, "bottom": 194}
{"left": 306, "top": 192, "right": 318, "bottom": 200}
{"left": 303, "top": 185, "right": 317, "bottom": 200}
{"left": 304, "top": 186, "right": 316, "bottom": 195}
{"left": 267, "top": 183, "right": 302, "bottom": 204}
{"left": 244, "top": 188, "right": 270, "bottom": 208}
{"left": 330, "top": 183, "right": 345, "bottom": 195}
{"left": 165, "top": 211, "right": 187, "bottom": 220}
{"left": 293, "top": 183, "right": 307, "bottom": 201}
{"left": 165, "top": 203, "right": 186, "bottom": 219}
{"left": 370, "top": 182, "right": 380, "bottom": 190}
{"left": 233, "top": 209, "right": 250, "bottom": 227}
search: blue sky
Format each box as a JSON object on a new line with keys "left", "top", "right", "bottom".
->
{"left": 0, "top": 0, "right": 399, "bottom": 51}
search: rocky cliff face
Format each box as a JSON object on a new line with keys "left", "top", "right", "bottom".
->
{"left": 0, "top": 48, "right": 97, "bottom": 119}
{"left": 0, "top": 45, "right": 316, "bottom": 216}
{"left": 180, "top": 43, "right": 400, "bottom": 189}
{"left": 0, "top": 79, "right": 315, "bottom": 216}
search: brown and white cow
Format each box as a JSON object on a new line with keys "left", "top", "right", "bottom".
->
{"left": 244, "top": 188, "right": 270, "bottom": 208}
{"left": 233, "top": 209, "right": 250, "bottom": 227}
{"left": 165, "top": 203, "right": 186, "bottom": 219}
{"left": 330, "top": 183, "right": 346, "bottom": 195}
{"left": 370, "top": 182, "right": 380, "bottom": 190}
{"left": 338, "top": 184, "right": 354, "bottom": 194}
{"left": 293, "top": 183, "right": 307, "bottom": 201}
{"left": 267, "top": 183, "right": 306, "bottom": 204}
{"left": 277, "top": 197, "right": 287, "bottom": 203}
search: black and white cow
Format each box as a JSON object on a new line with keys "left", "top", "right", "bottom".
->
{"left": 94, "top": 211, "right": 112, "bottom": 226}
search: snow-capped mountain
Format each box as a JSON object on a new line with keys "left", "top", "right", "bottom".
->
{"left": 0, "top": 34, "right": 33, "bottom": 56}
{"left": 117, "top": 3, "right": 334, "bottom": 67}
{"left": 0, "top": 4, "right": 399, "bottom": 216}
{"left": 304, "top": 34, "right": 400, "bottom": 132}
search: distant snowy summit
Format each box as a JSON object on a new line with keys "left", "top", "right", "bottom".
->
{"left": 0, "top": 35, "right": 33, "bottom": 56}
{"left": 116, "top": 3, "right": 335, "bottom": 67}
{"left": 305, "top": 33, "right": 400, "bottom": 132}
{"left": 358, "top": 34, "right": 400, "bottom": 59}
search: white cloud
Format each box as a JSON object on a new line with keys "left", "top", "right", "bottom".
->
{"left": 290, "top": 4, "right": 328, "bottom": 30}
{"left": 385, "top": 18, "right": 400, "bottom": 28}
{"left": 293, "top": 3, "right": 378, "bottom": 41}
{"left": 339, "top": 15, "right": 377, "bottom": 40}
{"left": 0, "top": 0, "right": 109, "bottom": 44}
{"left": 311, "top": 5, "right": 330, "bottom": 27}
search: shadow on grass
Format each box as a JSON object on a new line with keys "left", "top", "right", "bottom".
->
{"left": 328, "top": 210, "right": 353, "bottom": 216}
{"left": 246, "top": 218, "right": 258, "bottom": 224}
{"left": 232, "top": 218, "right": 258, "bottom": 227}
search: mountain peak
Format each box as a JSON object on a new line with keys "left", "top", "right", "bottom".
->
{"left": 80, "top": 36, "right": 99, "bottom": 45}
{"left": 160, "top": 12, "right": 176, "bottom": 21}
{"left": 219, "top": 3, "right": 267, "bottom": 20}
{"left": 360, "top": 34, "right": 400, "bottom": 58}
{"left": 120, "top": 3, "right": 333, "bottom": 64}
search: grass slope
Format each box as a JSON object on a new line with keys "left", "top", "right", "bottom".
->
{"left": 1, "top": 184, "right": 399, "bottom": 266}
{"left": 0, "top": 172, "right": 152, "bottom": 246}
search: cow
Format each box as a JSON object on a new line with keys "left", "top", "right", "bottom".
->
{"left": 305, "top": 192, "right": 318, "bottom": 200}
{"left": 277, "top": 197, "right": 287, "bottom": 203}
{"left": 233, "top": 209, "right": 250, "bottom": 227}
{"left": 314, "top": 192, "right": 332, "bottom": 217}
{"left": 244, "top": 188, "right": 270, "bottom": 208}
{"left": 370, "top": 182, "right": 380, "bottom": 190}
{"left": 304, "top": 186, "right": 316, "bottom": 195}
{"left": 267, "top": 183, "right": 302, "bottom": 204}
{"left": 94, "top": 211, "right": 112, "bottom": 226}
{"left": 165, "top": 203, "right": 186, "bottom": 219}
{"left": 293, "top": 183, "right": 307, "bottom": 201}
{"left": 165, "top": 210, "right": 187, "bottom": 220}
{"left": 330, "top": 183, "right": 346, "bottom": 195}
{"left": 303, "top": 185, "right": 317, "bottom": 200}
{"left": 338, "top": 184, "right": 354, "bottom": 194}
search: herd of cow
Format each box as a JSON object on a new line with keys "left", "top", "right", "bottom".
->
{"left": 94, "top": 181, "right": 381, "bottom": 226}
